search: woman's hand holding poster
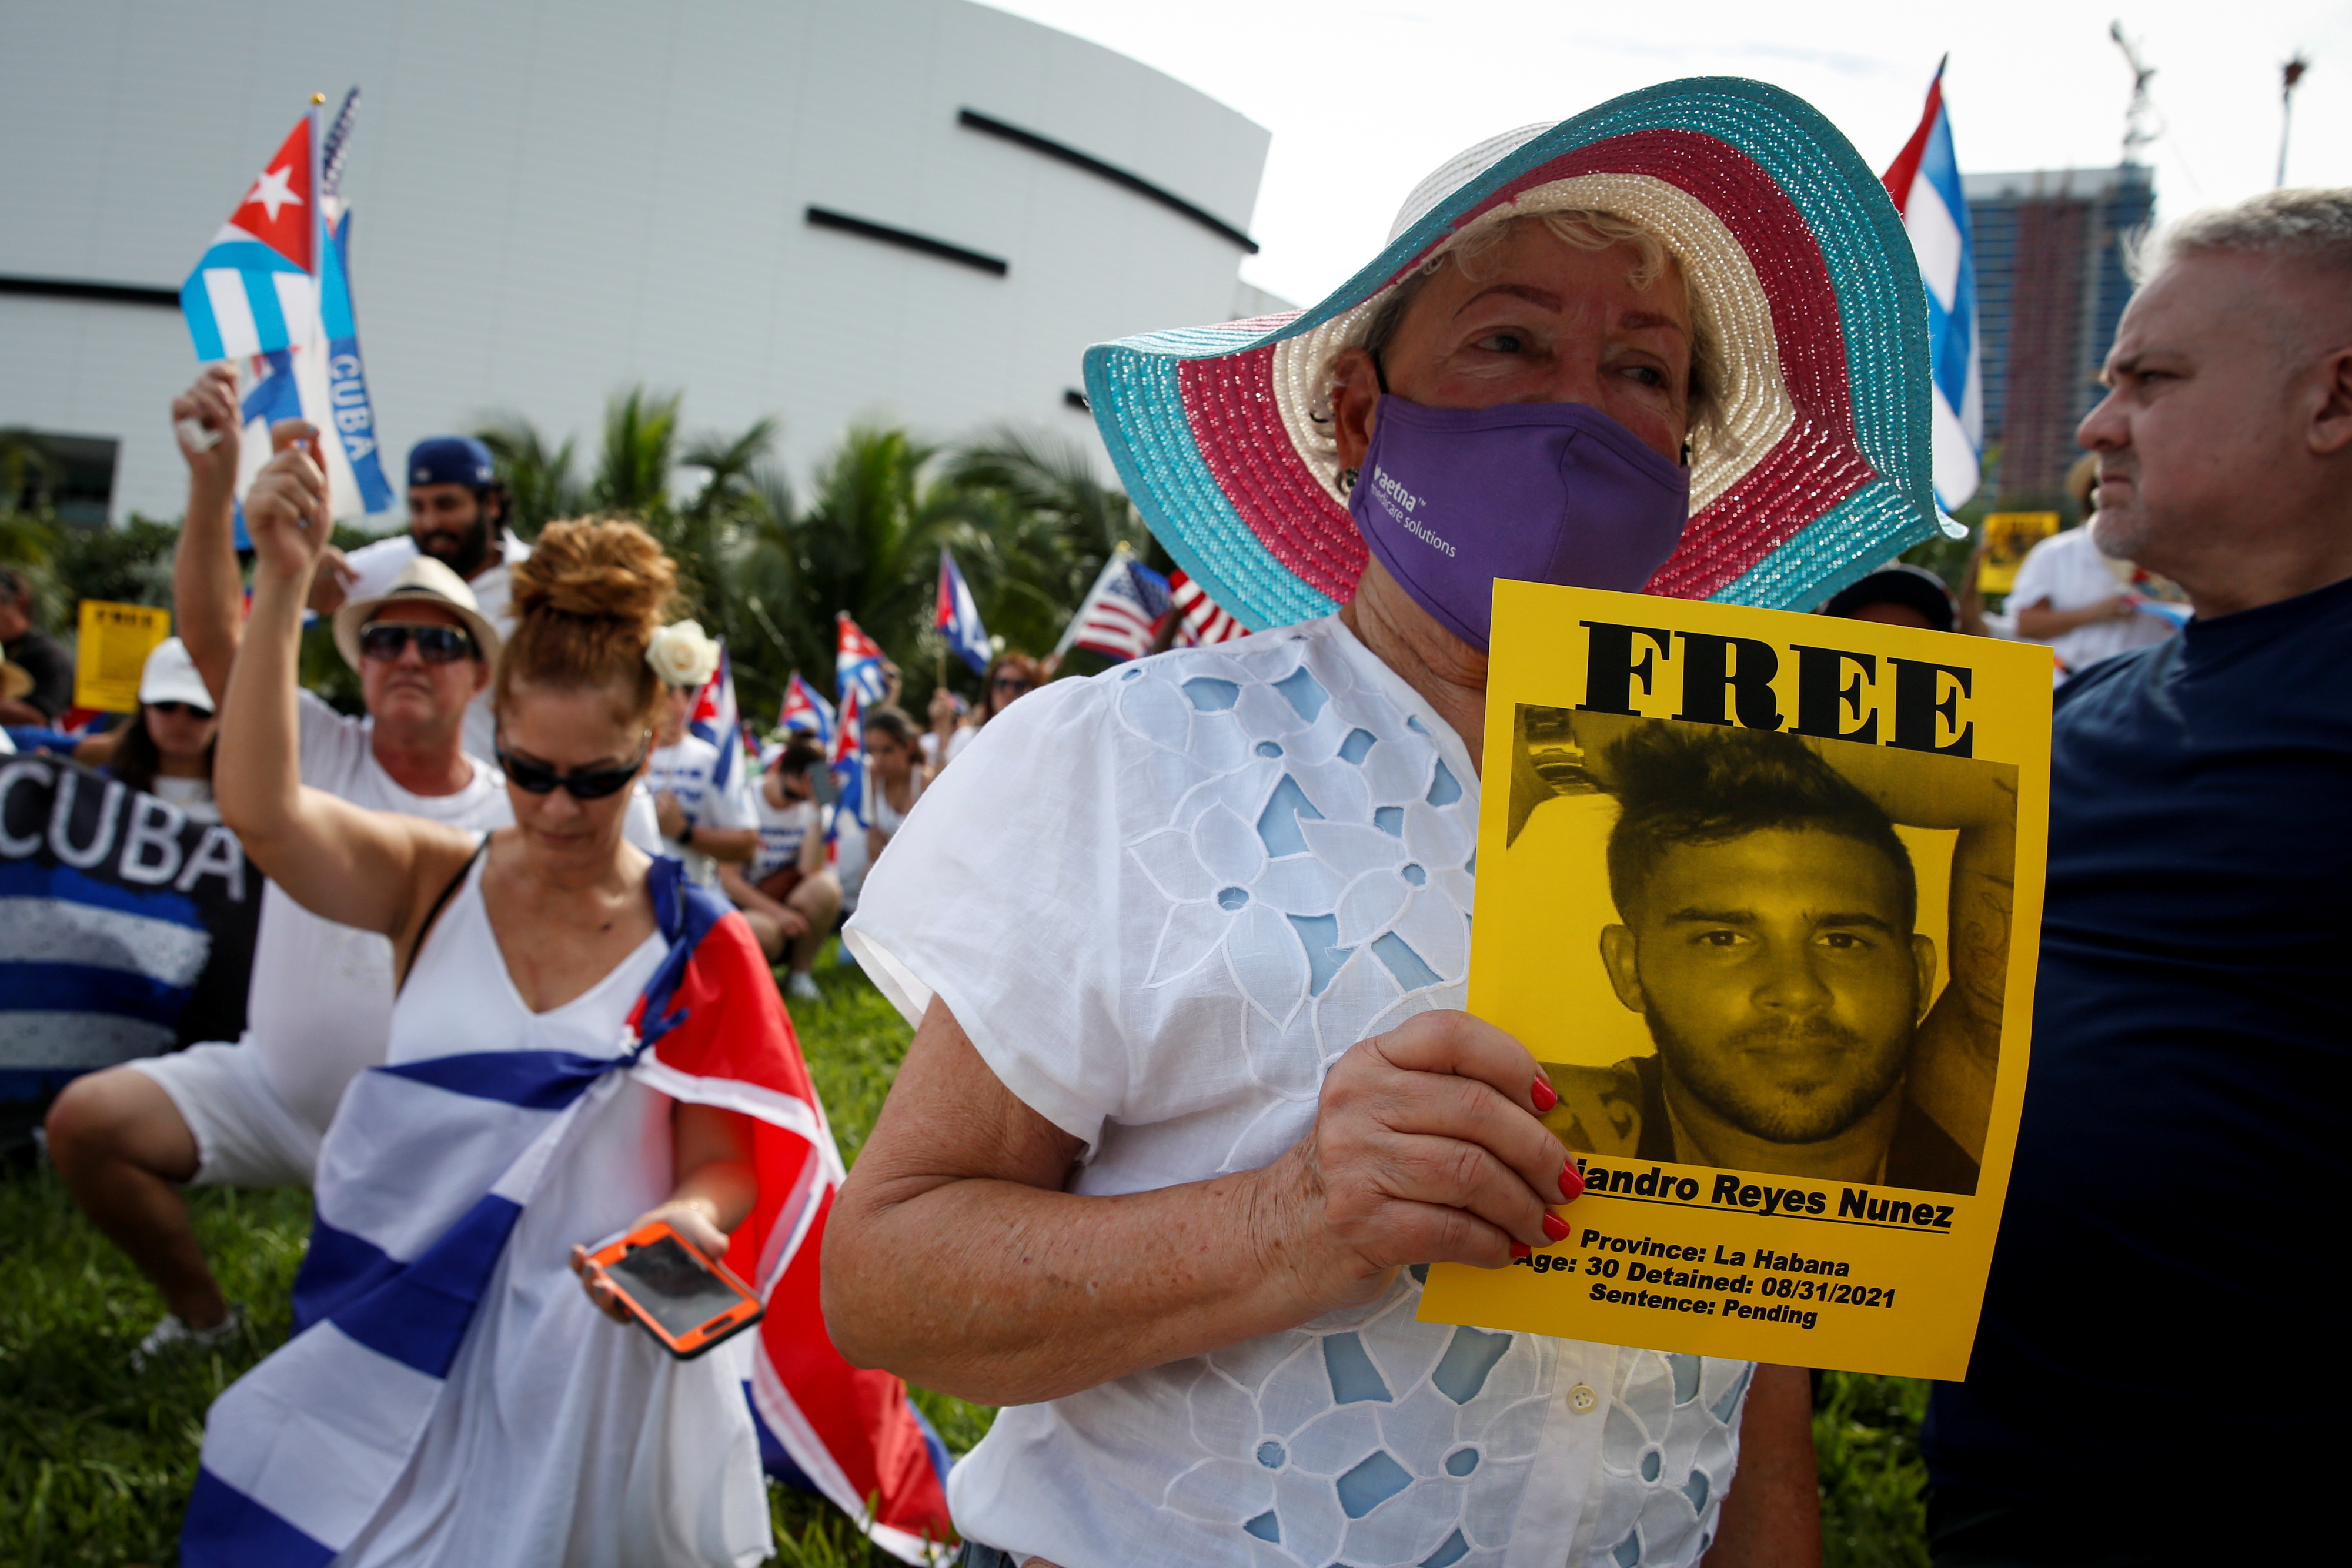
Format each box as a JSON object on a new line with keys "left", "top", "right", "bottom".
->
{"left": 1417, "top": 580, "right": 2052, "bottom": 1380}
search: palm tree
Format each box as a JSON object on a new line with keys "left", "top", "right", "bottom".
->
{"left": 946, "top": 426, "right": 1169, "bottom": 672}
{"left": 475, "top": 416, "right": 583, "bottom": 540}
{"left": 590, "top": 386, "right": 682, "bottom": 523}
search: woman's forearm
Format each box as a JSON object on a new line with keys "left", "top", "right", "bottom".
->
{"left": 213, "top": 561, "right": 309, "bottom": 850}
{"left": 824, "top": 1159, "right": 1321, "bottom": 1405}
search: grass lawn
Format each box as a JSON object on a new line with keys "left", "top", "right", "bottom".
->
{"left": 0, "top": 949, "right": 1929, "bottom": 1565}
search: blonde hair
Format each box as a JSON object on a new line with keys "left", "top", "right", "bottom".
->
{"left": 494, "top": 517, "right": 678, "bottom": 726}
{"left": 1347, "top": 208, "right": 1719, "bottom": 436}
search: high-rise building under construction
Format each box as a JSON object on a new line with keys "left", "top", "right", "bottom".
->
{"left": 1965, "top": 165, "right": 2154, "bottom": 506}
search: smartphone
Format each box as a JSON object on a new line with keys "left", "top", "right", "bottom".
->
{"left": 586, "top": 1220, "right": 764, "bottom": 1359}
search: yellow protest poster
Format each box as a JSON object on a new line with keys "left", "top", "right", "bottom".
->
{"left": 1417, "top": 581, "right": 2051, "bottom": 1380}
{"left": 74, "top": 600, "right": 171, "bottom": 713}
{"left": 1976, "top": 511, "right": 2059, "bottom": 596}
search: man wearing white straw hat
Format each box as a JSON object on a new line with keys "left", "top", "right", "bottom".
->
{"left": 829, "top": 79, "right": 1944, "bottom": 1568}
{"left": 47, "top": 398, "right": 522, "bottom": 1367}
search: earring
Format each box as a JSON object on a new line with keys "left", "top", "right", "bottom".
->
{"left": 1339, "top": 467, "right": 1359, "bottom": 494}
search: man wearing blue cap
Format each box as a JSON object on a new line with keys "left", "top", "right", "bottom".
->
{"left": 309, "top": 434, "right": 527, "bottom": 758}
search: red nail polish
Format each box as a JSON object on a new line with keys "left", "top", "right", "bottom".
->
{"left": 1542, "top": 1212, "right": 1571, "bottom": 1242}
{"left": 1509, "top": 1242, "right": 1532, "bottom": 1261}
{"left": 1560, "top": 1162, "right": 1584, "bottom": 1202}
{"left": 1531, "top": 1076, "right": 1558, "bottom": 1113}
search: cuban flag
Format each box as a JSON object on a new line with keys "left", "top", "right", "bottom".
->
{"left": 1055, "top": 548, "right": 1173, "bottom": 664}
{"left": 178, "top": 864, "right": 954, "bottom": 1564}
{"left": 1, "top": 760, "right": 257, "bottom": 1104}
{"left": 836, "top": 613, "right": 888, "bottom": 707}
{"left": 181, "top": 93, "right": 394, "bottom": 528}
{"left": 1882, "top": 59, "right": 1983, "bottom": 512}
{"left": 780, "top": 672, "right": 836, "bottom": 748}
{"left": 934, "top": 550, "right": 991, "bottom": 676}
{"left": 828, "top": 686, "right": 866, "bottom": 834}
{"left": 687, "top": 643, "right": 741, "bottom": 794}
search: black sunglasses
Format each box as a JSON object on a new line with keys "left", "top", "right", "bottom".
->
{"left": 992, "top": 676, "right": 1035, "bottom": 693}
{"left": 359, "top": 620, "right": 477, "bottom": 664}
{"left": 495, "top": 733, "right": 651, "bottom": 800}
{"left": 146, "top": 700, "right": 212, "bottom": 718}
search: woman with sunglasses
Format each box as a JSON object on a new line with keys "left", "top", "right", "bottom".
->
{"left": 929, "top": 648, "right": 1042, "bottom": 771}
{"left": 202, "top": 496, "right": 831, "bottom": 1566}
{"left": 92, "top": 638, "right": 222, "bottom": 821}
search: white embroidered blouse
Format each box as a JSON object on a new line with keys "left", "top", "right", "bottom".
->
{"left": 848, "top": 616, "right": 1752, "bottom": 1568}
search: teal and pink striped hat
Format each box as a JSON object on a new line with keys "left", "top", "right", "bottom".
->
{"left": 1083, "top": 78, "right": 1940, "bottom": 633}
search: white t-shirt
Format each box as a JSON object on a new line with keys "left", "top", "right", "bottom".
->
{"left": 242, "top": 691, "right": 513, "bottom": 1132}
{"left": 2006, "top": 526, "right": 2176, "bottom": 680}
{"left": 646, "top": 733, "right": 757, "bottom": 886}
{"left": 149, "top": 775, "right": 220, "bottom": 824}
{"left": 847, "top": 617, "right": 1753, "bottom": 1568}
{"left": 341, "top": 529, "right": 530, "bottom": 761}
{"left": 749, "top": 788, "right": 821, "bottom": 883}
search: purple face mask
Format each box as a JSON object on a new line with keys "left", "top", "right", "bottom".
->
{"left": 1348, "top": 395, "right": 1692, "bottom": 651}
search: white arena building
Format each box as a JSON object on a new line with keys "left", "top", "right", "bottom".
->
{"left": 0, "top": 0, "right": 1275, "bottom": 525}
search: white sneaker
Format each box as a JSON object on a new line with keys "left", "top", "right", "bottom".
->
{"left": 133, "top": 1305, "right": 243, "bottom": 1370}
{"left": 786, "top": 971, "right": 822, "bottom": 1004}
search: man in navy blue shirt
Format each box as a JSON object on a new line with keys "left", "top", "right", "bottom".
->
{"left": 1926, "top": 189, "right": 2352, "bottom": 1562}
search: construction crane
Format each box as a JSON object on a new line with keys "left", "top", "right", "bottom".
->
{"left": 2109, "top": 21, "right": 2159, "bottom": 168}
{"left": 2280, "top": 53, "right": 2311, "bottom": 188}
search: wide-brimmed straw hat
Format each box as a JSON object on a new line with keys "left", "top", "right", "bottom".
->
{"left": 1083, "top": 77, "right": 1938, "bottom": 631}
{"left": 331, "top": 554, "right": 501, "bottom": 672}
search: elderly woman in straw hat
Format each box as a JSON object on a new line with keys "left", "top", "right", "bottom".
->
{"left": 828, "top": 79, "right": 1942, "bottom": 1568}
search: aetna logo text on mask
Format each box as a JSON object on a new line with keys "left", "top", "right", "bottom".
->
{"left": 1373, "top": 464, "right": 1456, "bottom": 558}
{"left": 1372, "top": 463, "right": 1422, "bottom": 514}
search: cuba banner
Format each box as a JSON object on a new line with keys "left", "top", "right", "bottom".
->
{"left": 1, "top": 756, "right": 258, "bottom": 1106}
{"left": 1418, "top": 580, "right": 2052, "bottom": 1380}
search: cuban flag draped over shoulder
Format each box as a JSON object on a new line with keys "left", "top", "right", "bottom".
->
{"left": 780, "top": 672, "right": 835, "bottom": 748}
{"left": 178, "top": 863, "right": 954, "bottom": 1566}
{"left": 934, "top": 550, "right": 991, "bottom": 676}
{"left": 1882, "top": 59, "right": 1983, "bottom": 512}
{"left": 180, "top": 91, "right": 395, "bottom": 530}
{"left": 686, "top": 643, "right": 741, "bottom": 794}
{"left": 836, "top": 614, "right": 888, "bottom": 708}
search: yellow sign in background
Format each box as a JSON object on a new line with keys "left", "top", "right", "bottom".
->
{"left": 1976, "top": 511, "right": 2060, "bottom": 596}
{"left": 74, "top": 600, "right": 171, "bottom": 713}
{"left": 1417, "top": 581, "right": 2052, "bottom": 1379}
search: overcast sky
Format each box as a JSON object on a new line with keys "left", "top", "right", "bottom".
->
{"left": 983, "top": 0, "right": 2351, "bottom": 309}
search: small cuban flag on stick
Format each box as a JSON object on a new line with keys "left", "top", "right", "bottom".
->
{"left": 828, "top": 684, "right": 867, "bottom": 834}
{"left": 835, "top": 613, "right": 888, "bottom": 708}
{"left": 936, "top": 548, "right": 991, "bottom": 677}
{"left": 178, "top": 91, "right": 395, "bottom": 529}
{"left": 779, "top": 671, "right": 836, "bottom": 749}
{"left": 1881, "top": 58, "right": 1984, "bottom": 514}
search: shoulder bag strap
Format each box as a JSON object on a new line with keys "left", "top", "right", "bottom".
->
{"left": 396, "top": 835, "right": 489, "bottom": 995}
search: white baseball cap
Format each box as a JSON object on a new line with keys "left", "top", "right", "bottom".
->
{"left": 138, "top": 638, "right": 214, "bottom": 713}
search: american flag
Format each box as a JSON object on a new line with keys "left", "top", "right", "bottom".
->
{"left": 1057, "top": 550, "right": 1172, "bottom": 663}
{"left": 1169, "top": 568, "right": 1248, "bottom": 647}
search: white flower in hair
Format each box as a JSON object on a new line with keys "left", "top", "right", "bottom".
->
{"left": 646, "top": 619, "right": 720, "bottom": 689}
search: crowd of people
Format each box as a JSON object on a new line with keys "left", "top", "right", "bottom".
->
{"left": 3, "top": 66, "right": 2345, "bottom": 1568}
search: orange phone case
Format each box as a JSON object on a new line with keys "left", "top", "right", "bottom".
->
{"left": 586, "top": 1219, "right": 764, "bottom": 1359}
